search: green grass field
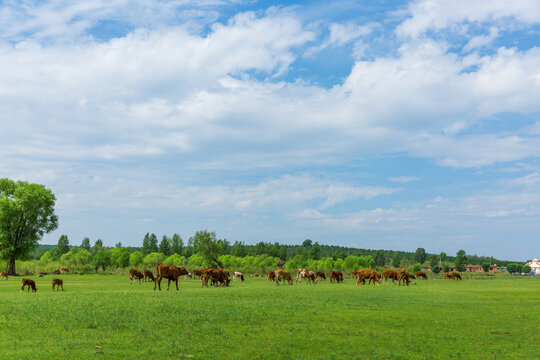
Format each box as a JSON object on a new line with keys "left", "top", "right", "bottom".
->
{"left": 0, "top": 275, "right": 538, "bottom": 359}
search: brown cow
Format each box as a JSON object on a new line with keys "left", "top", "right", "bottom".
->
{"left": 154, "top": 264, "right": 189, "bottom": 291}
{"left": 60, "top": 266, "right": 69, "bottom": 274}
{"left": 315, "top": 271, "right": 326, "bottom": 280}
{"left": 267, "top": 271, "right": 276, "bottom": 281}
{"left": 416, "top": 271, "right": 428, "bottom": 279}
{"left": 355, "top": 269, "right": 380, "bottom": 286}
{"left": 193, "top": 269, "right": 203, "bottom": 279}
{"left": 329, "top": 271, "right": 343, "bottom": 283}
{"left": 444, "top": 272, "right": 452, "bottom": 279}
{"left": 52, "top": 278, "right": 63, "bottom": 291}
{"left": 143, "top": 270, "right": 155, "bottom": 282}
{"left": 382, "top": 270, "right": 398, "bottom": 284}
{"left": 275, "top": 269, "right": 293, "bottom": 286}
{"left": 21, "top": 278, "right": 37, "bottom": 292}
{"left": 129, "top": 269, "right": 144, "bottom": 284}
{"left": 451, "top": 272, "right": 462, "bottom": 280}
{"left": 202, "top": 269, "right": 230, "bottom": 288}
{"left": 0, "top": 270, "right": 8, "bottom": 280}
{"left": 397, "top": 268, "right": 413, "bottom": 286}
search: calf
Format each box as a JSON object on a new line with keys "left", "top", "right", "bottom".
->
{"left": 52, "top": 278, "right": 64, "bottom": 291}
{"left": 0, "top": 270, "right": 8, "bottom": 280}
{"left": 382, "top": 270, "right": 398, "bottom": 284}
{"left": 416, "top": 271, "right": 428, "bottom": 279}
{"left": 129, "top": 269, "right": 144, "bottom": 284}
{"left": 275, "top": 269, "right": 293, "bottom": 286}
{"left": 233, "top": 272, "right": 244, "bottom": 282}
{"left": 202, "top": 269, "right": 230, "bottom": 288}
{"left": 329, "top": 271, "right": 343, "bottom": 284}
{"left": 444, "top": 272, "right": 453, "bottom": 279}
{"left": 143, "top": 270, "right": 155, "bottom": 282}
{"left": 355, "top": 269, "right": 380, "bottom": 286}
{"left": 154, "top": 264, "right": 189, "bottom": 291}
{"left": 315, "top": 271, "right": 326, "bottom": 280}
{"left": 451, "top": 272, "right": 462, "bottom": 280}
{"left": 21, "top": 278, "right": 37, "bottom": 292}
{"left": 60, "top": 266, "right": 69, "bottom": 274}
{"left": 193, "top": 269, "right": 203, "bottom": 279}
{"left": 397, "top": 268, "right": 413, "bottom": 286}
{"left": 267, "top": 271, "right": 276, "bottom": 281}
{"left": 296, "top": 269, "right": 318, "bottom": 284}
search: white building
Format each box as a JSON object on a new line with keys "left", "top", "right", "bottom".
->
{"left": 525, "top": 259, "right": 540, "bottom": 275}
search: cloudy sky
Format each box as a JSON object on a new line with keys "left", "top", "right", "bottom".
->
{"left": 1, "top": 0, "right": 539, "bottom": 260}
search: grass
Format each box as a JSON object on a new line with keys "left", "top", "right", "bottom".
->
{"left": 0, "top": 274, "right": 538, "bottom": 359}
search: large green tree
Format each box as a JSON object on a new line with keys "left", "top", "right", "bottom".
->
{"left": 455, "top": 249, "right": 467, "bottom": 272}
{"left": 0, "top": 179, "right": 58, "bottom": 275}
{"left": 80, "top": 237, "right": 91, "bottom": 251}
{"left": 392, "top": 252, "right": 401, "bottom": 267}
{"left": 192, "top": 230, "right": 229, "bottom": 268}
{"left": 171, "top": 233, "right": 183, "bottom": 255}
{"left": 374, "top": 250, "right": 385, "bottom": 267}
{"left": 159, "top": 235, "right": 171, "bottom": 256}
{"left": 414, "top": 248, "right": 427, "bottom": 264}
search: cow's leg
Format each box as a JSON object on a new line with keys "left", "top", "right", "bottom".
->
{"left": 175, "top": 279, "right": 179, "bottom": 291}
{"left": 167, "top": 279, "right": 171, "bottom": 291}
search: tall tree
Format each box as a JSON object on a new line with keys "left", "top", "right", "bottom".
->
{"left": 455, "top": 249, "right": 467, "bottom": 272}
{"left": 171, "top": 233, "right": 183, "bottom": 255}
{"left": 302, "top": 239, "right": 313, "bottom": 248}
{"left": 310, "top": 242, "right": 321, "bottom": 260}
{"left": 429, "top": 255, "right": 440, "bottom": 273}
{"left": 0, "top": 179, "right": 58, "bottom": 275}
{"left": 93, "top": 239, "right": 103, "bottom": 255}
{"left": 440, "top": 252, "right": 447, "bottom": 263}
{"left": 192, "top": 230, "right": 229, "bottom": 268}
{"left": 414, "top": 248, "right": 427, "bottom": 264}
{"left": 149, "top": 233, "right": 158, "bottom": 253}
{"left": 57, "top": 235, "right": 70, "bottom": 255}
{"left": 159, "top": 235, "right": 171, "bottom": 256}
{"left": 115, "top": 242, "right": 122, "bottom": 248}
{"left": 80, "top": 237, "right": 91, "bottom": 251}
{"left": 374, "top": 250, "right": 385, "bottom": 267}
{"left": 142, "top": 233, "right": 151, "bottom": 255}
{"left": 392, "top": 252, "right": 401, "bottom": 267}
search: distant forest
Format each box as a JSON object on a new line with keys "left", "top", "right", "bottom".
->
{"left": 32, "top": 233, "right": 513, "bottom": 267}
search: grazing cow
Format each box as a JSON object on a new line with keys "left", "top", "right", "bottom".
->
{"left": 154, "top": 264, "right": 189, "bottom": 291}
{"left": 315, "top": 271, "right": 326, "bottom": 280}
{"left": 275, "top": 269, "right": 293, "bottom": 286}
{"left": 233, "top": 272, "right": 245, "bottom": 282}
{"left": 296, "top": 269, "right": 318, "bottom": 284}
{"left": 143, "top": 270, "right": 155, "bottom": 282}
{"left": 416, "top": 271, "right": 428, "bottom": 279}
{"left": 355, "top": 269, "right": 381, "bottom": 286}
{"left": 60, "top": 266, "right": 69, "bottom": 274}
{"left": 202, "top": 269, "right": 230, "bottom": 288}
{"left": 0, "top": 270, "right": 8, "bottom": 280}
{"left": 129, "top": 269, "right": 144, "bottom": 284}
{"left": 193, "top": 269, "right": 203, "bottom": 279}
{"left": 52, "top": 278, "right": 64, "bottom": 291}
{"left": 451, "top": 272, "right": 462, "bottom": 280}
{"left": 329, "top": 271, "right": 343, "bottom": 284}
{"left": 397, "top": 268, "right": 414, "bottom": 286}
{"left": 382, "top": 270, "right": 398, "bottom": 284}
{"left": 21, "top": 278, "right": 37, "bottom": 292}
{"left": 267, "top": 271, "right": 276, "bottom": 281}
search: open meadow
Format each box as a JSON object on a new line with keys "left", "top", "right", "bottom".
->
{"left": 0, "top": 275, "right": 538, "bottom": 360}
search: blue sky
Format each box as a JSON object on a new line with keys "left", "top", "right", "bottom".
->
{"left": 1, "top": 0, "right": 540, "bottom": 261}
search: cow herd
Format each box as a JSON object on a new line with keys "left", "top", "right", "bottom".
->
{"left": 12, "top": 265, "right": 465, "bottom": 293}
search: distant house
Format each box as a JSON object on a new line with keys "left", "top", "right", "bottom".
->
{"left": 525, "top": 259, "right": 540, "bottom": 275}
{"left": 466, "top": 264, "right": 500, "bottom": 272}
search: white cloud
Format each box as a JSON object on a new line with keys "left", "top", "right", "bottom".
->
{"left": 304, "top": 22, "right": 375, "bottom": 57}
{"left": 397, "top": 0, "right": 540, "bottom": 38}
{"left": 388, "top": 176, "right": 420, "bottom": 183}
